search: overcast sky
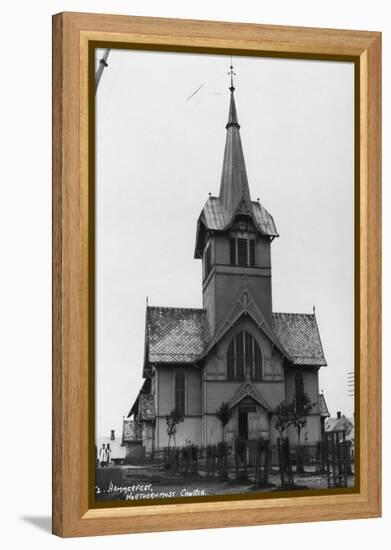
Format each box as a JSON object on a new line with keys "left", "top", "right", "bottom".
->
{"left": 95, "top": 49, "right": 354, "bottom": 439}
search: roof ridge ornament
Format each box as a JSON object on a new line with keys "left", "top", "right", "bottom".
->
{"left": 226, "top": 60, "right": 240, "bottom": 130}
{"left": 226, "top": 67, "right": 240, "bottom": 130}
{"left": 228, "top": 60, "right": 236, "bottom": 92}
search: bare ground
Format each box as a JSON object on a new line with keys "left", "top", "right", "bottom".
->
{"left": 95, "top": 464, "right": 355, "bottom": 502}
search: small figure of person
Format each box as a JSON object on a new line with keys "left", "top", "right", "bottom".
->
{"left": 99, "top": 443, "right": 107, "bottom": 467}
{"left": 106, "top": 443, "right": 111, "bottom": 467}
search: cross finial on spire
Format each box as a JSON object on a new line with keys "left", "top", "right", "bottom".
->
{"left": 228, "top": 58, "right": 236, "bottom": 92}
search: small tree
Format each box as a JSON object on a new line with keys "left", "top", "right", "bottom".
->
{"left": 166, "top": 408, "right": 184, "bottom": 449}
{"left": 216, "top": 402, "right": 232, "bottom": 442}
{"left": 290, "top": 393, "right": 315, "bottom": 473}
{"left": 274, "top": 400, "right": 293, "bottom": 437}
{"left": 291, "top": 393, "right": 315, "bottom": 446}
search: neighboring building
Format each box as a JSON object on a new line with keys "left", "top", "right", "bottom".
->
{"left": 121, "top": 418, "right": 145, "bottom": 462}
{"left": 319, "top": 392, "right": 331, "bottom": 438}
{"left": 128, "top": 75, "right": 327, "bottom": 453}
{"left": 325, "top": 412, "right": 354, "bottom": 436}
{"left": 325, "top": 411, "right": 354, "bottom": 459}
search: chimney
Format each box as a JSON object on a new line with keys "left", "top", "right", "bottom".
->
{"left": 110, "top": 429, "right": 115, "bottom": 440}
{"left": 337, "top": 411, "right": 341, "bottom": 419}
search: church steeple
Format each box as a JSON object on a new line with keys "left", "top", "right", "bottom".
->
{"left": 194, "top": 64, "right": 279, "bottom": 334}
{"left": 218, "top": 68, "right": 252, "bottom": 221}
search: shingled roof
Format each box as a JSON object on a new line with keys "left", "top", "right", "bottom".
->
{"left": 139, "top": 394, "right": 156, "bottom": 420}
{"left": 319, "top": 393, "right": 330, "bottom": 417}
{"left": 144, "top": 308, "right": 326, "bottom": 367}
{"left": 325, "top": 415, "right": 353, "bottom": 434}
{"left": 122, "top": 419, "right": 140, "bottom": 442}
{"left": 146, "top": 306, "right": 209, "bottom": 364}
{"left": 200, "top": 196, "right": 278, "bottom": 236}
{"left": 272, "top": 313, "right": 327, "bottom": 367}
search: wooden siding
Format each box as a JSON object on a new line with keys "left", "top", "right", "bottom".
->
{"left": 284, "top": 367, "right": 321, "bottom": 443}
{"left": 157, "top": 366, "right": 202, "bottom": 417}
{"left": 187, "top": 368, "right": 202, "bottom": 415}
{"left": 214, "top": 272, "right": 273, "bottom": 327}
{"left": 214, "top": 233, "right": 227, "bottom": 264}
{"left": 284, "top": 367, "right": 320, "bottom": 415}
{"left": 203, "top": 232, "right": 273, "bottom": 334}
{"left": 203, "top": 380, "right": 284, "bottom": 413}
{"left": 203, "top": 415, "right": 223, "bottom": 446}
{"left": 285, "top": 414, "right": 321, "bottom": 445}
{"left": 202, "top": 267, "right": 216, "bottom": 334}
{"left": 157, "top": 367, "right": 174, "bottom": 416}
{"left": 156, "top": 416, "right": 202, "bottom": 448}
{"left": 256, "top": 236, "right": 271, "bottom": 268}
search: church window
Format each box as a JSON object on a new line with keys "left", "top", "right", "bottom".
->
{"left": 249, "top": 239, "right": 256, "bottom": 266}
{"left": 230, "top": 237, "right": 236, "bottom": 265}
{"left": 226, "top": 331, "right": 262, "bottom": 380}
{"left": 204, "top": 242, "right": 212, "bottom": 280}
{"left": 235, "top": 332, "right": 245, "bottom": 378}
{"left": 229, "top": 237, "right": 256, "bottom": 267}
{"left": 227, "top": 340, "right": 235, "bottom": 379}
{"left": 254, "top": 340, "right": 262, "bottom": 379}
{"left": 295, "top": 371, "right": 305, "bottom": 412}
{"left": 237, "top": 238, "right": 248, "bottom": 266}
{"left": 175, "top": 370, "right": 185, "bottom": 416}
{"left": 245, "top": 331, "right": 253, "bottom": 373}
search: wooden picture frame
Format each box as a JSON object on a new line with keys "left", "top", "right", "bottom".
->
{"left": 52, "top": 11, "right": 381, "bottom": 537}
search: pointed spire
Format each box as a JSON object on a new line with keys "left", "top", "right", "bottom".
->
{"left": 226, "top": 91, "right": 240, "bottom": 129}
{"left": 219, "top": 64, "right": 252, "bottom": 218}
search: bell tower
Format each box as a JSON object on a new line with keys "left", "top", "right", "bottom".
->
{"left": 194, "top": 67, "right": 279, "bottom": 336}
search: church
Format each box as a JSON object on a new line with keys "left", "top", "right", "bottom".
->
{"left": 127, "top": 70, "right": 327, "bottom": 456}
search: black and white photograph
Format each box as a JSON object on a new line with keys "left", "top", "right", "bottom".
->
{"left": 94, "top": 48, "right": 355, "bottom": 504}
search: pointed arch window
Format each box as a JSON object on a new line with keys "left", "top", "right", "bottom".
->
{"left": 175, "top": 369, "right": 185, "bottom": 416}
{"left": 226, "top": 331, "right": 262, "bottom": 380}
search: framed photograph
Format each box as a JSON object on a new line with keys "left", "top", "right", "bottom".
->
{"left": 52, "top": 12, "right": 381, "bottom": 537}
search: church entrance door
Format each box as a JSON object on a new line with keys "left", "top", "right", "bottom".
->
{"left": 238, "top": 404, "right": 257, "bottom": 439}
{"left": 238, "top": 411, "right": 248, "bottom": 439}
